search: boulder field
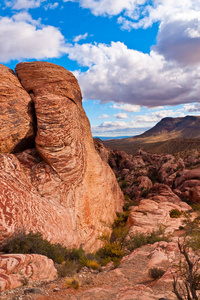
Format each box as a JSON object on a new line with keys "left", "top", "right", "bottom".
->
{"left": 0, "top": 62, "right": 124, "bottom": 253}
{"left": 95, "top": 139, "right": 200, "bottom": 234}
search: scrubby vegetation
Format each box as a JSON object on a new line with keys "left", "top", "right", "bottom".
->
{"left": 96, "top": 242, "right": 124, "bottom": 267}
{"left": 0, "top": 230, "right": 69, "bottom": 264}
{"left": 124, "top": 227, "right": 170, "bottom": 253}
{"left": 65, "top": 276, "right": 80, "bottom": 289}
{"left": 0, "top": 230, "right": 94, "bottom": 277}
{"left": 172, "top": 240, "right": 200, "bottom": 300}
{"left": 170, "top": 209, "right": 183, "bottom": 218}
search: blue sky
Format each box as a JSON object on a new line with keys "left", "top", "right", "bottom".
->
{"left": 1, "top": 0, "right": 200, "bottom": 137}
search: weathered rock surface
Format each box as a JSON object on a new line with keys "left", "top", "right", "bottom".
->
{"left": 174, "top": 169, "right": 200, "bottom": 187}
{"left": 93, "top": 138, "right": 110, "bottom": 163}
{"left": 0, "top": 254, "right": 57, "bottom": 292}
{"left": 0, "top": 65, "right": 34, "bottom": 153}
{"left": 101, "top": 146, "right": 200, "bottom": 206}
{"left": 127, "top": 199, "right": 190, "bottom": 234}
{"left": 0, "top": 62, "right": 123, "bottom": 252}
{"left": 1, "top": 242, "right": 182, "bottom": 299}
{"left": 94, "top": 145, "right": 200, "bottom": 235}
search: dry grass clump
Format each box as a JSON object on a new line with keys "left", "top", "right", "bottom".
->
{"left": 65, "top": 276, "right": 80, "bottom": 290}
{"left": 85, "top": 259, "right": 100, "bottom": 270}
{"left": 170, "top": 209, "right": 182, "bottom": 218}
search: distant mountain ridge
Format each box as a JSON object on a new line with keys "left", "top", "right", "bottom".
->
{"left": 138, "top": 115, "right": 200, "bottom": 140}
{"left": 103, "top": 115, "right": 200, "bottom": 154}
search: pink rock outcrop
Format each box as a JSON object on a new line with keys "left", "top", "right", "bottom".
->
{"left": 0, "top": 65, "right": 34, "bottom": 153}
{"left": 174, "top": 169, "right": 200, "bottom": 203}
{"left": 175, "top": 169, "right": 200, "bottom": 187}
{"left": 0, "top": 62, "right": 123, "bottom": 252}
{"left": 0, "top": 254, "right": 57, "bottom": 291}
{"left": 126, "top": 198, "right": 191, "bottom": 234}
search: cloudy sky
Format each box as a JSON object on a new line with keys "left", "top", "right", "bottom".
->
{"left": 1, "top": 0, "right": 200, "bottom": 137}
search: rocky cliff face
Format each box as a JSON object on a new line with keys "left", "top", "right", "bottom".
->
{"left": 0, "top": 62, "right": 123, "bottom": 252}
{"left": 0, "top": 64, "right": 34, "bottom": 153}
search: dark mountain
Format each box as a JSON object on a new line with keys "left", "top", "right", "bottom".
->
{"left": 103, "top": 116, "right": 200, "bottom": 154}
{"left": 138, "top": 116, "right": 200, "bottom": 139}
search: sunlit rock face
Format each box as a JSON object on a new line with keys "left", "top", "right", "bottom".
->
{"left": 0, "top": 65, "right": 35, "bottom": 153}
{"left": 0, "top": 61, "right": 124, "bottom": 252}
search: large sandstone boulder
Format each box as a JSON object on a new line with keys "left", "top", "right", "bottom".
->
{"left": 0, "top": 254, "right": 57, "bottom": 291}
{"left": 0, "top": 62, "right": 123, "bottom": 252}
{"left": 0, "top": 65, "right": 34, "bottom": 153}
{"left": 126, "top": 198, "right": 191, "bottom": 234}
{"left": 175, "top": 169, "right": 200, "bottom": 187}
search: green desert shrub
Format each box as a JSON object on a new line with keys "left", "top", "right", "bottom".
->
{"left": 56, "top": 260, "right": 79, "bottom": 277}
{"left": 169, "top": 209, "right": 182, "bottom": 218}
{"left": 124, "top": 227, "right": 169, "bottom": 252}
{"left": 0, "top": 230, "right": 68, "bottom": 264}
{"left": 183, "top": 217, "right": 200, "bottom": 251}
{"left": 85, "top": 259, "right": 100, "bottom": 270}
{"left": 65, "top": 276, "right": 80, "bottom": 289}
{"left": 96, "top": 242, "right": 124, "bottom": 259}
{"left": 123, "top": 200, "right": 138, "bottom": 211}
{"left": 113, "top": 212, "right": 129, "bottom": 229}
{"left": 119, "top": 180, "right": 128, "bottom": 190}
{"left": 191, "top": 204, "right": 200, "bottom": 212}
{"left": 96, "top": 242, "right": 124, "bottom": 267}
{"left": 111, "top": 211, "right": 129, "bottom": 245}
{"left": 0, "top": 230, "right": 87, "bottom": 267}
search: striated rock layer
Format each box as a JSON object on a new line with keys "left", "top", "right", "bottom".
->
{"left": 0, "top": 65, "right": 34, "bottom": 153}
{"left": 0, "top": 254, "right": 57, "bottom": 291}
{"left": 0, "top": 62, "right": 123, "bottom": 252}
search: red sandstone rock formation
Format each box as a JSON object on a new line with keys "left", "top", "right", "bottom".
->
{"left": 126, "top": 198, "right": 191, "bottom": 234}
{"left": 0, "top": 254, "right": 57, "bottom": 291}
{"left": 0, "top": 65, "right": 34, "bottom": 153}
{"left": 0, "top": 62, "right": 124, "bottom": 252}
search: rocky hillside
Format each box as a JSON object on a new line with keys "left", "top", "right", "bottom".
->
{"left": 0, "top": 62, "right": 123, "bottom": 253}
{"left": 1, "top": 141, "right": 200, "bottom": 299}
{"left": 139, "top": 115, "right": 200, "bottom": 139}
{"left": 95, "top": 139, "right": 200, "bottom": 221}
{"left": 103, "top": 116, "right": 200, "bottom": 154}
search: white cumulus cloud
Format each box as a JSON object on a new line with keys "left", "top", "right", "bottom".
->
{"left": 66, "top": 1, "right": 200, "bottom": 66}
{"left": 66, "top": 41, "right": 200, "bottom": 107}
{"left": 114, "top": 113, "right": 129, "bottom": 119}
{"left": 44, "top": 2, "right": 59, "bottom": 10}
{"left": 135, "top": 109, "right": 185, "bottom": 123}
{"left": 184, "top": 103, "right": 200, "bottom": 112}
{"left": 98, "top": 114, "right": 109, "bottom": 119}
{"left": 154, "top": 17, "right": 200, "bottom": 65}
{"left": 73, "top": 33, "right": 88, "bottom": 42}
{"left": 92, "top": 107, "right": 187, "bottom": 136}
{"left": 113, "top": 103, "right": 141, "bottom": 112}
{"left": 63, "top": 0, "right": 146, "bottom": 16}
{"left": 5, "top": 0, "right": 45, "bottom": 10}
{"left": 0, "top": 12, "right": 66, "bottom": 62}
